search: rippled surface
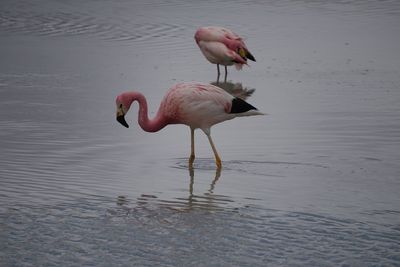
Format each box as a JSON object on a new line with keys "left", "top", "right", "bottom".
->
{"left": 1, "top": 0, "right": 400, "bottom": 266}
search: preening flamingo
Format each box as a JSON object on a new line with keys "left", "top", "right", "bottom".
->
{"left": 195, "top": 26, "right": 256, "bottom": 82}
{"left": 115, "top": 82, "right": 264, "bottom": 169}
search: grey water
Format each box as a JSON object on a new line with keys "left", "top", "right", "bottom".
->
{"left": 1, "top": 0, "right": 400, "bottom": 266}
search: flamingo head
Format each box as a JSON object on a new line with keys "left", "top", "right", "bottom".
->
{"left": 115, "top": 93, "right": 132, "bottom": 128}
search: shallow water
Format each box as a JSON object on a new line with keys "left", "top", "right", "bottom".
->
{"left": 1, "top": 0, "right": 400, "bottom": 266}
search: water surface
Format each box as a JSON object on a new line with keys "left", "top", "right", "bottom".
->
{"left": 1, "top": 0, "right": 400, "bottom": 266}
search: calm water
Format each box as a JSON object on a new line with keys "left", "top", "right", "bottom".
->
{"left": 1, "top": 0, "right": 400, "bottom": 266}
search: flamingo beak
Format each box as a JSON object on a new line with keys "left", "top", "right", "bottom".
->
{"left": 116, "top": 106, "right": 129, "bottom": 128}
{"left": 246, "top": 51, "right": 255, "bottom": 62}
{"left": 238, "top": 47, "right": 246, "bottom": 59}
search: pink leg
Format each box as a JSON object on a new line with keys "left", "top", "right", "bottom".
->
{"left": 206, "top": 133, "right": 222, "bottom": 169}
{"left": 189, "top": 127, "right": 195, "bottom": 167}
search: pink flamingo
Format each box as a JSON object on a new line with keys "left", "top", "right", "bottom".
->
{"left": 195, "top": 26, "right": 256, "bottom": 82}
{"left": 116, "top": 82, "right": 264, "bottom": 169}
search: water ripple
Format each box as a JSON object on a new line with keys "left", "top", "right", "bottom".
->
{"left": 173, "top": 158, "right": 328, "bottom": 178}
{"left": 2, "top": 198, "right": 399, "bottom": 266}
{"left": 0, "top": 8, "right": 186, "bottom": 44}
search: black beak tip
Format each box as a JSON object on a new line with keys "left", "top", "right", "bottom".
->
{"left": 117, "top": 115, "right": 129, "bottom": 128}
{"left": 246, "top": 51, "right": 256, "bottom": 62}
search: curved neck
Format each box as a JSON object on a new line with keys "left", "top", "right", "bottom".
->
{"left": 125, "top": 92, "right": 169, "bottom": 133}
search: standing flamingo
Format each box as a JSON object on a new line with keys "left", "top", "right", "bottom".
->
{"left": 194, "top": 26, "right": 256, "bottom": 82}
{"left": 115, "top": 82, "right": 264, "bottom": 169}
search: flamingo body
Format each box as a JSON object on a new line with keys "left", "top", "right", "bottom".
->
{"left": 195, "top": 26, "right": 255, "bottom": 81}
{"left": 197, "top": 41, "right": 247, "bottom": 67}
{"left": 116, "top": 82, "right": 264, "bottom": 168}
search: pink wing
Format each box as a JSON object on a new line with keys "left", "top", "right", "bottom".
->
{"left": 160, "top": 82, "right": 234, "bottom": 128}
{"left": 198, "top": 41, "right": 247, "bottom": 66}
{"left": 195, "top": 26, "right": 241, "bottom": 44}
